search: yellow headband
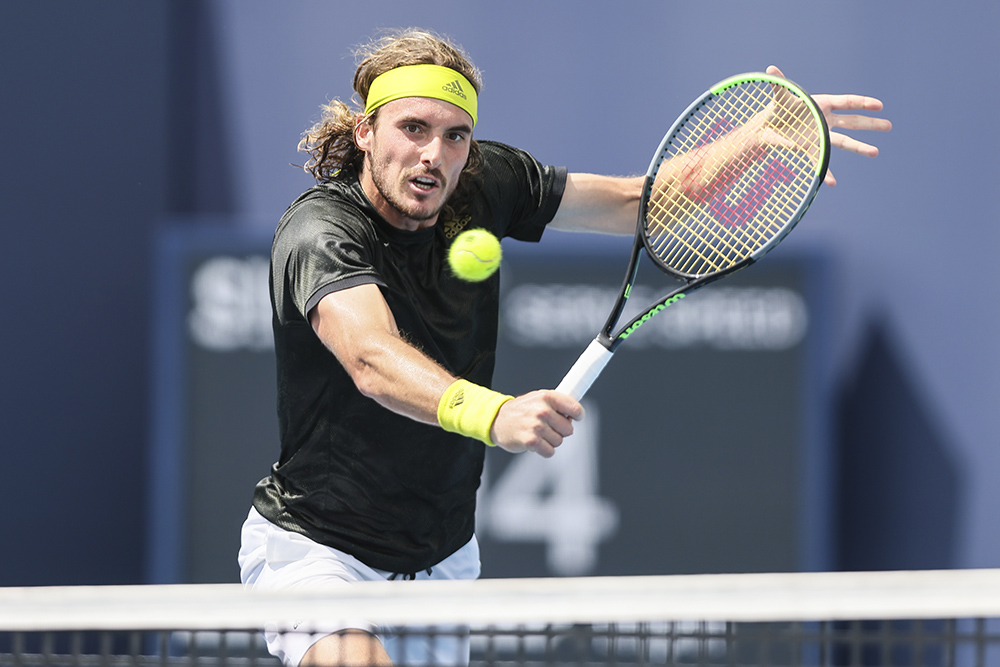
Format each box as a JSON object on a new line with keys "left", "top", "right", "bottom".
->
{"left": 365, "top": 64, "right": 478, "bottom": 126}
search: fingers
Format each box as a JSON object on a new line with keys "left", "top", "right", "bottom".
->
{"left": 815, "top": 95, "right": 893, "bottom": 145}
{"left": 765, "top": 66, "right": 890, "bottom": 184}
{"left": 522, "top": 408, "right": 577, "bottom": 459}
{"left": 767, "top": 68, "right": 891, "bottom": 131}
{"left": 766, "top": 68, "right": 883, "bottom": 114}
{"left": 548, "top": 390, "right": 586, "bottom": 422}
{"left": 827, "top": 113, "right": 893, "bottom": 135}
{"left": 830, "top": 131, "right": 881, "bottom": 158}
{"left": 821, "top": 133, "right": 881, "bottom": 186}
{"left": 766, "top": 67, "right": 890, "bottom": 123}
{"left": 491, "top": 390, "right": 585, "bottom": 458}
{"left": 814, "top": 93, "right": 886, "bottom": 114}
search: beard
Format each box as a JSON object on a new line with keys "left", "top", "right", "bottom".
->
{"left": 367, "top": 152, "right": 454, "bottom": 223}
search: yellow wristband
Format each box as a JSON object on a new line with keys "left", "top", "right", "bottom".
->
{"left": 437, "top": 379, "right": 513, "bottom": 447}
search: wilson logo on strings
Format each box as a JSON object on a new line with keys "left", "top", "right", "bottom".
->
{"left": 695, "top": 115, "right": 795, "bottom": 228}
{"left": 709, "top": 158, "right": 795, "bottom": 228}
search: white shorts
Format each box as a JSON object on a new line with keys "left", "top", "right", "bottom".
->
{"left": 238, "top": 507, "right": 481, "bottom": 667}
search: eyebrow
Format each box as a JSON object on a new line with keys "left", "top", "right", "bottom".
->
{"left": 398, "top": 115, "right": 473, "bottom": 136}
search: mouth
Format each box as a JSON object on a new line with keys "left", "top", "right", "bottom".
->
{"left": 410, "top": 174, "right": 441, "bottom": 193}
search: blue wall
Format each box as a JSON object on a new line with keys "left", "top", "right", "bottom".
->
{"left": 1, "top": 2, "right": 169, "bottom": 585}
{"left": 2, "top": 0, "right": 998, "bottom": 585}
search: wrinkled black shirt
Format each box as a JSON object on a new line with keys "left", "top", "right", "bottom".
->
{"left": 252, "top": 141, "right": 567, "bottom": 573}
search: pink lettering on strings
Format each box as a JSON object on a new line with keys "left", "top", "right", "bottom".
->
{"left": 681, "top": 115, "right": 794, "bottom": 227}
{"left": 707, "top": 158, "right": 794, "bottom": 227}
{"left": 696, "top": 118, "right": 735, "bottom": 148}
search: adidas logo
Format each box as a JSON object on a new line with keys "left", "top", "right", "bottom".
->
{"left": 442, "top": 79, "right": 467, "bottom": 100}
{"left": 443, "top": 216, "right": 471, "bottom": 239}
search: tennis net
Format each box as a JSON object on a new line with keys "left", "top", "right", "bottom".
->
{"left": 2, "top": 569, "right": 1000, "bottom": 666}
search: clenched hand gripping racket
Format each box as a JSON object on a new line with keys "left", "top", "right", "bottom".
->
{"left": 555, "top": 73, "right": 830, "bottom": 399}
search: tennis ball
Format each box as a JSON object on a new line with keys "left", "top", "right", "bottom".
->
{"left": 448, "top": 229, "right": 502, "bottom": 282}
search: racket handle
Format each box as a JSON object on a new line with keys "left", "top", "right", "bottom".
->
{"left": 554, "top": 339, "right": 614, "bottom": 400}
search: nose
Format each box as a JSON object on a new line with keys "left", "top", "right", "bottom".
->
{"left": 420, "top": 135, "right": 444, "bottom": 170}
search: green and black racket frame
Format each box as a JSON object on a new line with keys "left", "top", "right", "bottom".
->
{"left": 555, "top": 72, "right": 831, "bottom": 400}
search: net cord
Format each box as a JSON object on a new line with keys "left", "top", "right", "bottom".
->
{"left": 3, "top": 570, "right": 1000, "bottom": 633}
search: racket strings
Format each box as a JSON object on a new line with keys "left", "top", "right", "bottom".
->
{"left": 645, "top": 80, "right": 821, "bottom": 277}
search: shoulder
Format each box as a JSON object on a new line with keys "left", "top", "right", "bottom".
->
{"left": 277, "top": 182, "right": 375, "bottom": 243}
{"left": 465, "top": 140, "right": 567, "bottom": 240}
{"left": 478, "top": 140, "right": 541, "bottom": 168}
{"left": 272, "top": 182, "right": 383, "bottom": 277}
{"left": 476, "top": 139, "right": 565, "bottom": 189}
{"left": 282, "top": 180, "right": 370, "bottom": 222}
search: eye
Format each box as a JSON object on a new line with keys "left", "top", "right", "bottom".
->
{"left": 447, "top": 131, "right": 468, "bottom": 142}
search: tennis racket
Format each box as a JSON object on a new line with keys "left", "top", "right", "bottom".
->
{"left": 555, "top": 72, "right": 830, "bottom": 400}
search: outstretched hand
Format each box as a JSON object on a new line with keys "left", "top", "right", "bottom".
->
{"left": 767, "top": 65, "right": 892, "bottom": 186}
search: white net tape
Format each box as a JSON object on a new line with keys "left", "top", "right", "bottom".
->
{"left": 3, "top": 570, "right": 1000, "bottom": 666}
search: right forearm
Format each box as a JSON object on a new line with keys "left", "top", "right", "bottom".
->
{"left": 331, "top": 324, "right": 456, "bottom": 425}
{"left": 310, "top": 285, "right": 456, "bottom": 425}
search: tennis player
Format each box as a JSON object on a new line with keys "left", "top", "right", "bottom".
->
{"left": 238, "top": 28, "right": 890, "bottom": 667}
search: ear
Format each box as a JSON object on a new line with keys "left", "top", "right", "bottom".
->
{"left": 354, "top": 116, "right": 373, "bottom": 152}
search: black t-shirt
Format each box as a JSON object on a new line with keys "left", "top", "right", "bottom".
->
{"left": 252, "top": 141, "right": 567, "bottom": 573}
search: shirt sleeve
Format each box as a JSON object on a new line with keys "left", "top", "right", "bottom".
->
{"left": 478, "top": 141, "right": 567, "bottom": 242}
{"left": 271, "top": 193, "right": 383, "bottom": 323}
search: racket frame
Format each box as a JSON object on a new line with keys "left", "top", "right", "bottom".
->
{"left": 613, "top": 73, "right": 829, "bottom": 351}
{"left": 556, "top": 73, "right": 829, "bottom": 399}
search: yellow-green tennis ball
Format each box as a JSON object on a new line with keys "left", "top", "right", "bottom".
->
{"left": 448, "top": 229, "right": 502, "bottom": 282}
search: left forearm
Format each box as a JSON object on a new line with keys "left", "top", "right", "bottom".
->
{"left": 547, "top": 173, "right": 643, "bottom": 235}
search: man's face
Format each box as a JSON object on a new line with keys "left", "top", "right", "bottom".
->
{"left": 356, "top": 97, "right": 473, "bottom": 231}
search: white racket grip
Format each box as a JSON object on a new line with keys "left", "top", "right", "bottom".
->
{"left": 554, "top": 339, "right": 614, "bottom": 400}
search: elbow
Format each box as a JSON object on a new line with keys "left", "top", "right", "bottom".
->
{"left": 342, "top": 354, "right": 384, "bottom": 400}
{"left": 353, "top": 369, "right": 385, "bottom": 402}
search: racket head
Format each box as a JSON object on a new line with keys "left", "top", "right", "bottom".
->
{"left": 641, "top": 73, "right": 830, "bottom": 281}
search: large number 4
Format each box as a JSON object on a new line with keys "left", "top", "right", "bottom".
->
{"left": 477, "top": 402, "right": 620, "bottom": 576}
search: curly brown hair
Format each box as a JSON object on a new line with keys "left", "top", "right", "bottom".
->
{"left": 298, "top": 28, "right": 484, "bottom": 221}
